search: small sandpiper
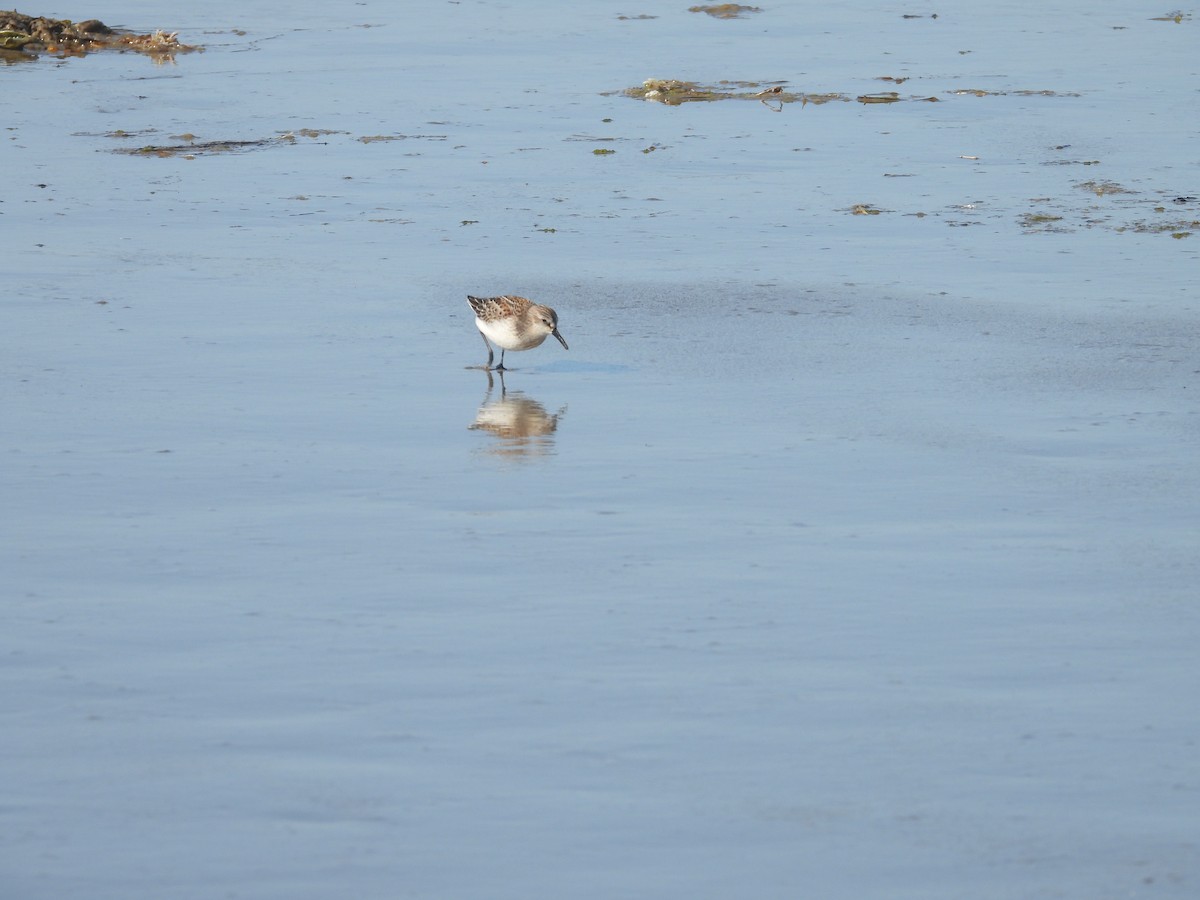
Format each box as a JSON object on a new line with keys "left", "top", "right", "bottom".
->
{"left": 467, "top": 295, "right": 568, "bottom": 371}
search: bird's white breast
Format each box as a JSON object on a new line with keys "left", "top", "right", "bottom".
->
{"left": 476, "top": 316, "right": 548, "bottom": 351}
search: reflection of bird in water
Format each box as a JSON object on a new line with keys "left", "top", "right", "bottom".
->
{"left": 467, "top": 294, "right": 568, "bottom": 371}
{"left": 469, "top": 370, "right": 566, "bottom": 458}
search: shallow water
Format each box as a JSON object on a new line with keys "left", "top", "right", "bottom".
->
{"left": 4, "top": 2, "right": 1199, "bottom": 898}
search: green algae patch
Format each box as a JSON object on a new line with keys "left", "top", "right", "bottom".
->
{"left": 358, "top": 134, "right": 448, "bottom": 144}
{"left": 1077, "top": 180, "right": 1135, "bottom": 196}
{"left": 1, "top": 27, "right": 34, "bottom": 48}
{"left": 794, "top": 92, "right": 850, "bottom": 106}
{"left": 115, "top": 136, "right": 293, "bottom": 158}
{"left": 1019, "top": 213, "right": 1069, "bottom": 233}
{"left": 623, "top": 80, "right": 1033, "bottom": 107}
{"left": 860, "top": 91, "right": 943, "bottom": 104}
{"left": 73, "top": 128, "right": 159, "bottom": 139}
{"left": 629, "top": 79, "right": 739, "bottom": 103}
{"left": 624, "top": 78, "right": 851, "bottom": 106}
{"left": 0, "top": 10, "right": 200, "bottom": 60}
{"left": 947, "top": 89, "right": 1081, "bottom": 98}
{"left": 1008, "top": 186, "right": 1197, "bottom": 238}
{"left": 848, "top": 204, "right": 888, "bottom": 216}
{"left": 689, "top": 4, "right": 762, "bottom": 18}
{"left": 295, "top": 128, "right": 346, "bottom": 140}
{"left": 1118, "top": 218, "right": 1200, "bottom": 235}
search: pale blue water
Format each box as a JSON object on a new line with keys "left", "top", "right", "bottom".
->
{"left": 4, "top": 2, "right": 1198, "bottom": 898}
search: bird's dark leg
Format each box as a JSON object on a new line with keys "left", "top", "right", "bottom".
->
{"left": 496, "top": 348, "right": 507, "bottom": 372}
{"left": 479, "top": 331, "right": 495, "bottom": 369}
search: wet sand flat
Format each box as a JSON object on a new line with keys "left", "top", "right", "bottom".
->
{"left": 3, "top": 2, "right": 1198, "bottom": 898}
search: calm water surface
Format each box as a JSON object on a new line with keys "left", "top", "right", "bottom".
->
{"left": 4, "top": 2, "right": 1198, "bottom": 898}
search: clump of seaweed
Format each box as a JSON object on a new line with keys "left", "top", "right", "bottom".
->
{"left": 1118, "top": 218, "right": 1199, "bottom": 236}
{"left": 114, "top": 136, "right": 289, "bottom": 158}
{"left": 1149, "top": 10, "right": 1192, "bottom": 22}
{"left": 622, "top": 79, "right": 939, "bottom": 106}
{"left": 357, "top": 134, "right": 449, "bottom": 144}
{"left": 689, "top": 4, "right": 762, "bottom": 18}
{"left": 1077, "top": 180, "right": 1135, "bottom": 196}
{"left": 0, "top": 10, "right": 200, "bottom": 60}
{"left": 946, "top": 89, "right": 1081, "bottom": 97}
{"left": 626, "top": 78, "right": 848, "bottom": 106}
{"left": 1019, "top": 212, "right": 1070, "bottom": 233}
{"left": 631, "top": 78, "right": 737, "bottom": 103}
{"left": 856, "top": 92, "right": 938, "bottom": 104}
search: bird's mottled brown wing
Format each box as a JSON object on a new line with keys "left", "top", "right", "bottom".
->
{"left": 467, "top": 295, "right": 530, "bottom": 322}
